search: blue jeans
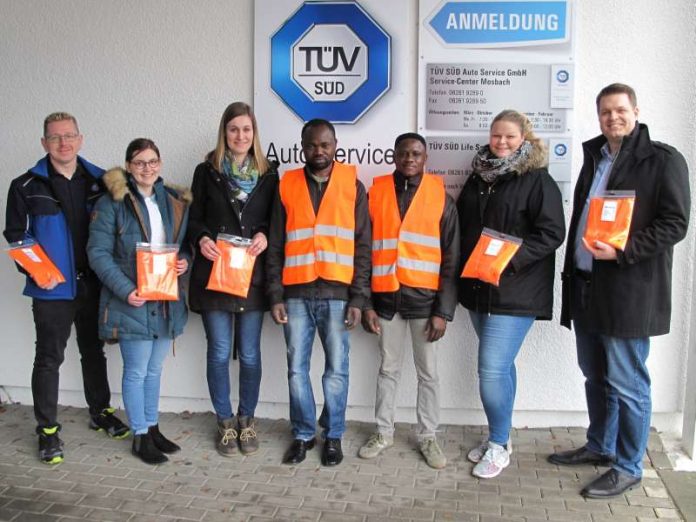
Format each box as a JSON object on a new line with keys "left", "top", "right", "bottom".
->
{"left": 119, "top": 338, "right": 171, "bottom": 435}
{"left": 469, "top": 311, "right": 535, "bottom": 446}
{"left": 283, "top": 298, "right": 350, "bottom": 440}
{"left": 575, "top": 322, "right": 651, "bottom": 478}
{"left": 202, "top": 310, "right": 264, "bottom": 420}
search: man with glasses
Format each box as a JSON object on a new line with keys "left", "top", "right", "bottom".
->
{"left": 4, "top": 112, "right": 129, "bottom": 466}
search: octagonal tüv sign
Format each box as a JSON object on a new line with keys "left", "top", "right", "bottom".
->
{"left": 271, "top": 1, "right": 391, "bottom": 123}
{"left": 292, "top": 24, "right": 368, "bottom": 101}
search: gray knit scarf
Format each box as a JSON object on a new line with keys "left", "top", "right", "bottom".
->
{"left": 472, "top": 141, "right": 532, "bottom": 184}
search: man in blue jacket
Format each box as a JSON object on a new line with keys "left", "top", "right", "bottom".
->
{"left": 4, "top": 112, "right": 129, "bottom": 465}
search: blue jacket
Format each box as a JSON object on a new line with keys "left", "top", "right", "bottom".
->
{"left": 4, "top": 155, "right": 105, "bottom": 300}
{"left": 87, "top": 168, "right": 192, "bottom": 341}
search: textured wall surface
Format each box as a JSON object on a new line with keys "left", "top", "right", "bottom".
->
{"left": 1, "top": 0, "right": 695, "bottom": 433}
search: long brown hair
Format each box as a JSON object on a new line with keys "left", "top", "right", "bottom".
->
{"left": 208, "top": 102, "right": 270, "bottom": 174}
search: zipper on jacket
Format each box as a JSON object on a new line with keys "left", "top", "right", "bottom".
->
{"left": 236, "top": 173, "right": 266, "bottom": 236}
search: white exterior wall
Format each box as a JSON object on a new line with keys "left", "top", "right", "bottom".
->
{"left": 1, "top": 0, "right": 695, "bottom": 434}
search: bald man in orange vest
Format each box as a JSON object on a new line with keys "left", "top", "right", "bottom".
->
{"left": 359, "top": 133, "right": 459, "bottom": 469}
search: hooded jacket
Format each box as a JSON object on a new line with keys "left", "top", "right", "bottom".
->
{"left": 457, "top": 144, "right": 566, "bottom": 319}
{"left": 87, "top": 168, "right": 192, "bottom": 342}
{"left": 4, "top": 155, "right": 105, "bottom": 300}
{"left": 561, "top": 123, "right": 690, "bottom": 337}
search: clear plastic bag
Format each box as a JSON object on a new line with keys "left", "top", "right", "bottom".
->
{"left": 206, "top": 234, "right": 256, "bottom": 298}
{"left": 583, "top": 190, "right": 635, "bottom": 251}
{"left": 6, "top": 239, "right": 66, "bottom": 287}
{"left": 136, "top": 242, "right": 179, "bottom": 301}
{"left": 460, "top": 228, "right": 522, "bottom": 287}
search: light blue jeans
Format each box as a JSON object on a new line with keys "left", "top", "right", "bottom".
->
{"left": 201, "top": 309, "right": 264, "bottom": 420}
{"left": 469, "top": 311, "right": 535, "bottom": 446}
{"left": 119, "top": 338, "right": 171, "bottom": 435}
{"left": 575, "top": 323, "right": 651, "bottom": 478}
{"left": 283, "top": 298, "right": 350, "bottom": 440}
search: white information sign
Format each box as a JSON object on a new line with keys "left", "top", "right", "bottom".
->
{"left": 419, "top": 0, "right": 575, "bottom": 198}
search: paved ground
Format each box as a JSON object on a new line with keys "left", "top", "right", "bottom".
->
{"left": 0, "top": 403, "right": 687, "bottom": 521}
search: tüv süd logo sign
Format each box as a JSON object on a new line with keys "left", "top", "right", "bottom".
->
{"left": 271, "top": 2, "right": 391, "bottom": 123}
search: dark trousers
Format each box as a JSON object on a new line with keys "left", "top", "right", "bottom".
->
{"left": 31, "top": 274, "right": 111, "bottom": 429}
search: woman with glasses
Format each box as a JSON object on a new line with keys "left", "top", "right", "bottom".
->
{"left": 187, "top": 102, "right": 278, "bottom": 457}
{"left": 88, "top": 138, "right": 191, "bottom": 464}
{"left": 457, "top": 110, "right": 565, "bottom": 479}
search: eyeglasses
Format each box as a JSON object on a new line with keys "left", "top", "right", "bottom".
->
{"left": 129, "top": 159, "right": 161, "bottom": 170}
{"left": 45, "top": 133, "right": 80, "bottom": 144}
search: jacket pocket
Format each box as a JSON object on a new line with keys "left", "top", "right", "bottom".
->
{"left": 27, "top": 194, "right": 61, "bottom": 215}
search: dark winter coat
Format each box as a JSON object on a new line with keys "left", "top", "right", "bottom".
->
{"left": 367, "top": 171, "right": 460, "bottom": 321}
{"left": 560, "top": 123, "right": 690, "bottom": 337}
{"left": 457, "top": 152, "right": 565, "bottom": 319}
{"left": 87, "top": 168, "right": 191, "bottom": 342}
{"left": 186, "top": 161, "right": 278, "bottom": 313}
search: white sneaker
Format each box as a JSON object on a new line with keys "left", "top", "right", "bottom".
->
{"left": 472, "top": 441, "right": 510, "bottom": 479}
{"left": 358, "top": 433, "right": 393, "bottom": 459}
{"left": 468, "top": 437, "right": 512, "bottom": 463}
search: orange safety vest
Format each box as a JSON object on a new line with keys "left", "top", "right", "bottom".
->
{"left": 369, "top": 173, "right": 445, "bottom": 292}
{"left": 280, "top": 162, "right": 357, "bottom": 285}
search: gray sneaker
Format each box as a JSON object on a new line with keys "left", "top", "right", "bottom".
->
{"left": 216, "top": 418, "right": 238, "bottom": 457}
{"left": 358, "top": 433, "right": 393, "bottom": 459}
{"left": 419, "top": 438, "right": 446, "bottom": 469}
{"left": 237, "top": 416, "right": 259, "bottom": 456}
{"left": 472, "top": 441, "right": 510, "bottom": 479}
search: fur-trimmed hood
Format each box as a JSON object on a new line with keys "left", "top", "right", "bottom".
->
{"left": 102, "top": 167, "right": 192, "bottom": 204}
{"left": 514, "top": 140, "right": 548, "bottom": 174}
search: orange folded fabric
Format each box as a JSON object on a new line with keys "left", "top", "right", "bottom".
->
{"left": 206, "top": 234, "right": 256, "bottom": 298}
{"left": 583, "top": 190, "right": 635, "bottom": 251}
{"left": 7, "top": 240, "right": 65, "bottom": 288}
{"left": 136, "top": 243, "right": 179, "bottom": 301}
{"left": 461, "top": 228, "right": 522, "bottom": 287}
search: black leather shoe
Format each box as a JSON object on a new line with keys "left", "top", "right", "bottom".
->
{"left": 282, "top": 438, "right": 315, "bottom": 464}
{"left": 148, "top": 425, "right": 181, "bottom": 454}
{"left": 321, "top": 438, "right": 343, "bottom": 466}
{"left": 547, "top": 446, "right": 614, "bottom": 466}
{"left": 581, "top": 468, "right": 641, "bottom": 498}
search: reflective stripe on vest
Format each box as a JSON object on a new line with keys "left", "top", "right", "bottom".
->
{"left": 369, "top": 173, "right": 445, "bottom": 291}
{"left": 280, "top": 162, "right": 357, "bottom": 285}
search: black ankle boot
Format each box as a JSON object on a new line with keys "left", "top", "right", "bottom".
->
{"left": 148, "top": 425, "right": 180, "bottom": 454}
{"left": 132, "top": 433, "right": 168, "bottom": 464}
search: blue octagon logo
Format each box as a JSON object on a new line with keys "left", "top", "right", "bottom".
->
{"left": 554, "top": 143, "right": 568, "bottom": 156}
{"left": 556, "top": 69, "right": 569, "bottom": 83}
{"left": 271, "top": 2, "right": 391, "bottom": 123}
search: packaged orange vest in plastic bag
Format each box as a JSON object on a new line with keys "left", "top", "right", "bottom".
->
{"left": 460, "top": 228, "right": 523, "bottom": 287}
{"left": 136, "top": 243, "right": 179, "bottom": 301}
{"left": 206, "top": 234, "right": 256, "bottom": 298}
{"left": 583, "top": 190, "right": 635, "bottom": 251}
{"left": 6, "top": 239, "right": 66, "bottom": 287}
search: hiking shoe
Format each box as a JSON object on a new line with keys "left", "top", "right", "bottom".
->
{"left": 237, "top": 416, "right": 259, "bottom": 456}
{"left": 89, "top": 408, "right": 130, "bottom": 439}
{"left": 216, "top": 418, "right": 238, "bottom": 457}
{"left": 419, "top": 438, "right": 446, "bottom": 469}
{"left": 472, "top": 441, "right": 510, "bottom": 479}
{"left": 468, "top": 438, "right": 512, "bottom": 463}
{"left": 358, "top": 433, "right": 393, "bottom": 459}
{"left": 37, "top": 425, "right": 64, "bottom": 465}
{"left": 148, "top": 424, "right": 180, "bottom": 454}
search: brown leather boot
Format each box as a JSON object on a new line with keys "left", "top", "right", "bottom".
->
{"left": 237, "top": 416, "right": 259, "bottom": 455}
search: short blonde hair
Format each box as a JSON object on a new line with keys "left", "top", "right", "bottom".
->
{"left": 43, "top": 112, "right": 79, "bottom": 136}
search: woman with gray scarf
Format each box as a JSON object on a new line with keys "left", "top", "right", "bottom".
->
{"left": 457, "top": 110, "right": 565, "bottom": 479}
